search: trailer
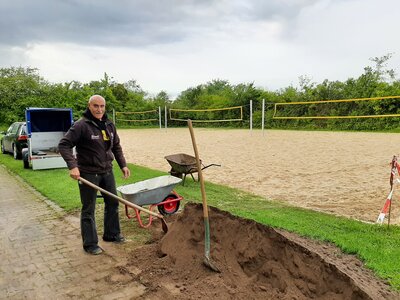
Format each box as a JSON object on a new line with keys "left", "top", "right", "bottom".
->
{"left": 22, "top": 108, "right": 74, "bottom": 170}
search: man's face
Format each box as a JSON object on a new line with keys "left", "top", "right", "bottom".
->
{"left": 88, "top": 97, "right": 106, "bottom": 120}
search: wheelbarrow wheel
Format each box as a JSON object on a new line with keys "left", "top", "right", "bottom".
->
{"left": 158, "top": 193, "right": 180, "bottom": 216}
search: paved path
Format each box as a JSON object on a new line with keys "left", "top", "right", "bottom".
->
{"left": 0, "top": 165, "right": 145, "bottom": 299}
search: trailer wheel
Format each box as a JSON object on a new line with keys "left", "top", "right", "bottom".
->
{"left": 23, "top": 153, "right": 29, "bottom": 169}
{"left": 158, "top": 194, "right": 180, "bottom": 216}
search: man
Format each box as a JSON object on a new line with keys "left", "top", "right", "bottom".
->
{"left": 59, "top": 95, "right": 131, "bottom": 255}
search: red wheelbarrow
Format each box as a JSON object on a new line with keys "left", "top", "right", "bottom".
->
{"left": 164, "top": 153, "right": 221, "bottom": 185}
{"left": 117, "top": 175, "right": 183, "bottom": 228}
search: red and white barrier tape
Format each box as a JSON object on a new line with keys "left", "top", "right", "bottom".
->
{"left": 376, "top": 156, "right": 400, "bottom": 224}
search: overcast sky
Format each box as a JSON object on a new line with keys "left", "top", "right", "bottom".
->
{"left": 0, "top": 0, "right": 399, "bottom": 98}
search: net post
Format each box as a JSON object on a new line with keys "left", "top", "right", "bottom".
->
{"left": 113, "top": 109, "right": 116, "bottom": 125}
{"left": 159, "top": 106, "right": 161, "bottom": 129}
{"left": 250, "top": 100, "right": 253, "bottom": 132}
{"left": 262, "top": 98, "right": 265, "bottom": 136}
{"left": 165, "top": 106, "right": 168, "bottom": 131}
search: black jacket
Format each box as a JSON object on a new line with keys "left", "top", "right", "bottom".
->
{"left": 58, "top": 111, "right": 127, "bottom": 174}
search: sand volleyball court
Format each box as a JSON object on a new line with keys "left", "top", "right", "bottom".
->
{"left": 119, "top": 128, "right": 400, "bottom": 224}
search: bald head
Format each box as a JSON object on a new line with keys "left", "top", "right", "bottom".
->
{"left": 89, "top": 95, "right": 106, "bottom": 104}
{"left": 88, "top": 95, "right": 106, "bottom": 120}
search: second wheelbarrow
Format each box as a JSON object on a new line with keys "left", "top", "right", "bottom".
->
{"left": 164, "top": 153, "right": 221, "bottom": 185}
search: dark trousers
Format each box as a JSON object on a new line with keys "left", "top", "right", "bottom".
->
{"left": 78, "top": 171, "right": 121, "bottom": 249}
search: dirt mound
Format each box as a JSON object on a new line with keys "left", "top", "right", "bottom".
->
{"left": 126, "top": 203, "right": 397, "bottom": 299}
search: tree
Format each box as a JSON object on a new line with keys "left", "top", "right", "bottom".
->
{"left": 369, "top": 53, "right": 396, "bottom": 82}
{"left": 0, "top": 67, "right": 46, "bottom": 123}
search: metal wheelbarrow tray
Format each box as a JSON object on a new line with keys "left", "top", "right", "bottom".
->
{"left": 164, "top": 153, "right": 220, "bottom": 185}
{"left": 117, "top": 175, "right": 183, "bottom": 228}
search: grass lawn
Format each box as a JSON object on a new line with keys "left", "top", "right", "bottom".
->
{"left": 1, "top": 152, "right": 399, "bottom": 290}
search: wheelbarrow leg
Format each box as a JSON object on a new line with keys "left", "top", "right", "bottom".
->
{"left": 190, "top": 173, "right": 196, "bottom": 182}
{"left": 182, "top": 173, "right": 187, "bottom": 186}
{"left": 134, "top": 206, "right": 154, "bottom": 228}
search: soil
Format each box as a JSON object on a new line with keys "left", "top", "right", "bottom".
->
{"left": 119, "top": 128, "right": 400, "bottom": 224}
{"left": 119, "top": 203, "right": 398, "bottom": 299}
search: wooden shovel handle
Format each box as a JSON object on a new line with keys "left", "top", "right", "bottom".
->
{"left": 187, "top": 120, "right": 209, "bottom": 218}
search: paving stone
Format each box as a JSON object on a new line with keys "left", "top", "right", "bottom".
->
{"left": 0, "top": 166, "right": 144, "bottom": 299}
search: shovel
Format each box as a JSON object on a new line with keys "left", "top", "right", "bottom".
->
{"left": 187, "top": 120, "right": 220, "bottom": 272}
{"left": 78, "top": 177, "right": 168, "bottom": 233}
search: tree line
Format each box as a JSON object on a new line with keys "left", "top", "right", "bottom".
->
{"left": 1, "top": 54, "right": 399, "bottom": 131}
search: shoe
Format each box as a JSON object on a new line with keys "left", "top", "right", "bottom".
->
{"left": 102, "top": 234, "right": 126, "bottom": 243}
{"left": 84, "top": 246, "right": 103, "bottom": 255}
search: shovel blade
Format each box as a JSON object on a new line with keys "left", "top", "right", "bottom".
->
{"left": 203, "top": 257, "right": 220, "bottom": 273}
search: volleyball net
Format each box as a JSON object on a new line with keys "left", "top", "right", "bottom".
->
{"left": 169, "top": 105, "right": 243, "bottom": 123}
{"left": 272, "top": 96, "right": 400, "bottom": 119}
{"left": 115, "top": 109, "right": 160, "bottom": 125}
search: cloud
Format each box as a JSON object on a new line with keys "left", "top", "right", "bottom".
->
{"left": 0, "top": 0, "right": 319, "bottom": 47}
{"left": 0, "top": 0, "right": 399, "bottom": 97}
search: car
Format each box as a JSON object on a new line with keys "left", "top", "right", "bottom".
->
{"left": 1, "top": 122, "right": 28, "bottom": 159}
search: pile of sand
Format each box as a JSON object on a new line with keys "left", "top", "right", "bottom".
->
{"left": 123, "top": 203, "right": 397, "bottom": 299}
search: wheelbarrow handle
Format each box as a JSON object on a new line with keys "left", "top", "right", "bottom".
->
{"left": 187, "top": 163, "right": 221, "bottom": 174}
{"left": 201, "top": 163, "right": 221, "bottom": 171}
{"left": 78, "top": 177, "right": 163, "bottom": 219}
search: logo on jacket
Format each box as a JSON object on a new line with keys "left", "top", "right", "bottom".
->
{"left": 101, "top": 130, "right": 110, "bottom": 141}
{"left": 91, "top": 135, "right": 100, "bottom": 140}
